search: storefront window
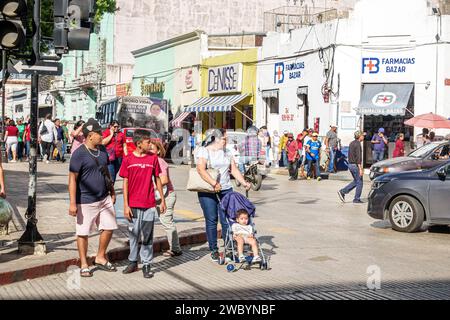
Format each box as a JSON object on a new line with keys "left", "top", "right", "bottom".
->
{"left": 264, "top": 97, "right": 279, "bottom": 114}
{"left": 242, "top": 106, "right": 253, "bottom": 130}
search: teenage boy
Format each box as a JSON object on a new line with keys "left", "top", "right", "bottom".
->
{"left": 306, "top": 132, "right": 322, "bottom": 181}
{"left": 68, "top": 118, "right": 118, "bottom": 278}
{"left": 120, "top": 130, "right": 167, "bottom": 278}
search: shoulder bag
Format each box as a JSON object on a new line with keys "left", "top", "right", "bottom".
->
{"left": 186, "top": 148, "right": 220, "bottom": 193}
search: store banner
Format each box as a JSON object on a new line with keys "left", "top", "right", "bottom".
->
{"left": 207, "top": 63, "right": 243, "bottom": 94}
{"left": 357, "top": 83, "right": 414, "bottom": 116}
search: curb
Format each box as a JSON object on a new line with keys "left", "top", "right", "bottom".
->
{"left": 0, "top": 228, "right": 216, "bottom": 286}
{"left": 269, "top": 169, "right": 371, "bottom": 182}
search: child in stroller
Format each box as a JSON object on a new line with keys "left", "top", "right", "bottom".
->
{"left": 219, "top": 191, "right": 268, "bottom": 271}
{"left": 233, "top": 209, "right": 261, "bottom": 263}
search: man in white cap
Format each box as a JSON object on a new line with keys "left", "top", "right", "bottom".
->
{"left": 325, "top": 124, "right": 339, "bottom": 173}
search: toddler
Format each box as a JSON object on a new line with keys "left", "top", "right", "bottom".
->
{"left": 232, "top": 209, "right": 261, "bottom": 263}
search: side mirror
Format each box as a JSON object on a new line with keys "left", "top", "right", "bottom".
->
{"left": 437, "top": 167, "right": 447, "bottom": 180}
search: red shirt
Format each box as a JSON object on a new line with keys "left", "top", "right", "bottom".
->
{"left": 102, "top": 129, "right": 125, "bottom": 158}
{"left": 6, "top": 126, "right": 18, "bottom": 137}
{"left": 393, "top": 139, "right": 405, "bottom": 158}
{"left": 286, "top": 139, "right": 300, "bottom": 162}
{"left": 296, "top": 134, "right": 303, "bottom": 150}
{"left": 25, "top": 124, "right": 31, "bottom": 141}
{"left": 119, "top": 153, "right": 161, "bottom": 209}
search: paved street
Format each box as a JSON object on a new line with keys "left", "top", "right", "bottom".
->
{"left": 1, "top": 163, "right": 450, "bottom": 299}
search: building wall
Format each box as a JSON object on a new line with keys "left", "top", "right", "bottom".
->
{"left": 200, "top": 49, "right": 259, "bottom": 130}
{"left": 258, "top": 0, "right": 450, "bottom": 146}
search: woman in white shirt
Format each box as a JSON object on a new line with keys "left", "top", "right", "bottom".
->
{"left": 196, "top": 128, "right": 250, "bottom": 262}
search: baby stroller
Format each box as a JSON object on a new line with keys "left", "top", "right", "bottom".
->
{"left": 218, "top": 191, "right": 269, "bottom": 272}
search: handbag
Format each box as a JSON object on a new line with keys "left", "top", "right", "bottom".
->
{"left": 186, "top": 148, "right": 220, "bottom": 193}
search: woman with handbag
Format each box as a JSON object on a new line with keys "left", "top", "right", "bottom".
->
{"left": 194, "top": 128, "right": 251, "bottom": 262}
{"left": 149, "top": 139, "right": 182, "bottom": 257}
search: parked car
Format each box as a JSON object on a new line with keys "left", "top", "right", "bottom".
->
{"left": 368, "top": 160, "right": 450, "bottom": 233}
{"left": 122, "top": 127, "right": 160, "bottom": 155}
{"left": 369, "top": 140, "right": 450, "bottom": 180}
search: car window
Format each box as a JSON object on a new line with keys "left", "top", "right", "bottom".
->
{"left": 431, "top": 145, "right": 450, "bottom": 160}
{"left": 409, "top": 142, "right": 441, "bottom": 158}
{"left": 125, "top": 130, "right": 134, "bottom": 138}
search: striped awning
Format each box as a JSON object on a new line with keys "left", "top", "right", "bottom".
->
{"left": 184, "top": 94, "right": 249, "bottom": 113}
{"left": 170, "top": 112, "right": 191, "bottom": 128}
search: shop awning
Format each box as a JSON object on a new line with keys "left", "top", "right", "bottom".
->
{"left": 357, "top": 83, "right": 414, "bottom": 116}
{"left": 262, "top": 90, "right": 278, "bottom": 99}
{"left": 170, "top": 112, "right": 191, "bottom": 128}
{"left": 184, "top": 94, "right": 249, "bottom": 113}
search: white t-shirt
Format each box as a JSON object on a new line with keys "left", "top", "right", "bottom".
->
{"left": 232, "top": 223, "right": 253, "bottom": 236}
{"left": 39, "top": 119, "right": 57, "bottom": 143}
{"left": 303, "top": 136, "right": 311, "bottom": 152}
{"left": 195, "top": 146, "right": 233, "bottom": 191}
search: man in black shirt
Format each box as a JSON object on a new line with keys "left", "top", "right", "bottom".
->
{"left": 338, "top": 131, "right": 366, "bottom": 204}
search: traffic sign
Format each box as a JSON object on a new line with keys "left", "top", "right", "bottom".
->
{"left": 7, "top": 60, "right": 63, "bottom": 76}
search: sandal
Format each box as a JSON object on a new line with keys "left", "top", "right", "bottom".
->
{"left": 163, "top": 250, "right": 183, "bottom": 257}
{"left": 94, "top": 261, "right": 117, "bottom": 272}
{"left": 80, "top": 268, "right": 93, "bottom": 278}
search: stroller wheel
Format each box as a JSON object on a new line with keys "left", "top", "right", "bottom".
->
{"left": 227, "top": 264, "right": 235, "bottom": 272}
{"left": 260, "top": 261, "right": 268, "bottom": 270}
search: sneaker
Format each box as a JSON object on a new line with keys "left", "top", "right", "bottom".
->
{"left": 353, "top": 199, "right": 364, "bottom": 204}
{"left": 238, "top": 255, "right": 246, "bottom": 263}
{"left": 337, "top": 190, "right": 345, "bottom": 203}
{"left": 142, "top": 264, "right": 154, "bottom": 278}
{"left": 252, "top": 256, "right": 262, "bottom": 263}
{"left": 9, "top": 160, "right": 17, "bottom": 163}
{"left": 317, "top": 177, "right": 322, "bottom": 181}
{"left": 210, "top": 251, "right": 220, "bottom": 262}
{"left": 45, "top": 160, "right": 50, "bottom": 164}
{"left": 307, "top": 177, "right": 311, "bottom": 180}
{"left": 122, "top": 262, "right": 138, "bottom": 274}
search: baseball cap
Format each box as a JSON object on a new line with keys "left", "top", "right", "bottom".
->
{"left": 354, "top": 130, "right": 366, "bottom": 138}
{"left": 312, "top": 132, "right": 319, "bottom": 137}
{"left": 283, "top": 130, "right": 288, "bottom": 134}
{"left": 82, "top": 118, "right": 102, "bottom": 137}
{"left": 378, "top": 128, "right": 385, "bottom": 133}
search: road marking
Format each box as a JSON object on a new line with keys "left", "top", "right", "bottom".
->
{"left": 175, "top": 209, "right": 204, "bottom": 221}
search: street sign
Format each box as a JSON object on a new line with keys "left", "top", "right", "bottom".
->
{"left": 7, "top": 60, "right": 63, "bottom": 76}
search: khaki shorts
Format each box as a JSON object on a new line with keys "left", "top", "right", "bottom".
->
{"left": 76, "top": 196, "right": 118, "bottom": 236}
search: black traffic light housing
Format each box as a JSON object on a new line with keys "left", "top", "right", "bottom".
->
{"left": 53, "top": 0, "right": 96, "bottom": 54}
{"left": 0, "top": 0, "right": 28, "bottom": 50}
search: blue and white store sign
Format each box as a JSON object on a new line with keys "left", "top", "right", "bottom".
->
{"left": 208, "top": 63, "right": 243, "bottom": 95}
{"left": 274, "top": 61, "right": 305, "bottom": 84}
{"left": 362, "top": 57, "right": 416, "bottom": 74}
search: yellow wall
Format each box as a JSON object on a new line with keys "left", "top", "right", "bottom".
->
{"left": 200, "top": 48, "right": 258, "bottom": 130}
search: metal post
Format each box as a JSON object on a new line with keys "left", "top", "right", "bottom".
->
{"left": 1, "top": 50, "right": 7, "bottom": 163}
{"left": 18, "top": 0, "right": 46, "bottom": 255}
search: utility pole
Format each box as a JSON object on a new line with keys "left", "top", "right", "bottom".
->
{"left": 18, "top": 0, "right": 46, "bottom": 255}
{"left": 1, "top": 50, "right": 7, "bottom": 163}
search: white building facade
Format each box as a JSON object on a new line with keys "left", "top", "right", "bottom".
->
{"left": 257, "top": 0, "right": 450, "bottom": 164}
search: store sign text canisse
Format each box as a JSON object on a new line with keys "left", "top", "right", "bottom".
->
{"left": 208, "top": 63, "right": 243, "bottom": 94}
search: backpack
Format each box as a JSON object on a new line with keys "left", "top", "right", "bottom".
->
{"left": 40, "top": 123, "right": 48, "bottom": 135}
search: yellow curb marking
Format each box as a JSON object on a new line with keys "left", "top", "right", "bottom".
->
{"left": 175, "top": 209, "right": 205, "bottom": 221}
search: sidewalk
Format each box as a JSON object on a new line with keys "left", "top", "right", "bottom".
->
{"left": 0, "top": 161, "right": 207, "bottom": 285}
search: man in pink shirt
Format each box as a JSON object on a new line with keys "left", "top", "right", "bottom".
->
{"left": 120, "top": 129, "right": 166, "bottom": 278}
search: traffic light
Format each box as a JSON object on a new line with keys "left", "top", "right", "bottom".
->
{"left": 53, "top": 0, "right": 96, "bottom": 54}
{"left": 0, "top": 0, "right": 28, "bottom": 50}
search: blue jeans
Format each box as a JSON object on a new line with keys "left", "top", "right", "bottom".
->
{"left": 62, "top": 142, "right": 67, "bottom": 160}
{"left": 328, "top": 148, "right": 336, "bottom": 172}
{"left": 281, "top": 150, "right": 288, "bottom": 167}
{"left": 198, "top": 188, "right": 233, "bottom": 252}
{"left": 107, "top": 157, "right": 122, "bottom": 183}
{"left": 341, "top": 164, "right": 363, "bottom": 201}
{"left": 307, "top": 158, "right": 320, "bottom": 179}
{"left": 372, "top": 150, "right": 384, "bottom": 163}
{"left": 25, "top": 141, "right": 30, "bottom": 158}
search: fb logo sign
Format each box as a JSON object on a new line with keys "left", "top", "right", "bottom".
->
{"left": 362, "top": 58, "right": 380, "bottom": 74}
{"left": 274, "top": 62, "right": 285, "bottom": 84}
{"left": 372, "top": 92, "right": 397, "bottom": 107}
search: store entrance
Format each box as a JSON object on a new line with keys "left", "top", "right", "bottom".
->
{"left": 363, "top": 96, "right": 415, "bottom": 167}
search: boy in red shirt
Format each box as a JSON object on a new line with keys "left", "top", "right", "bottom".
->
{"left": 119, "top": 129, "right": 167, "bottom": 278}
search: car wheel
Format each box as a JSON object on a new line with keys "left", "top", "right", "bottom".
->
{"left": 388, "top": 195, "right": 424, "bottom": 233}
